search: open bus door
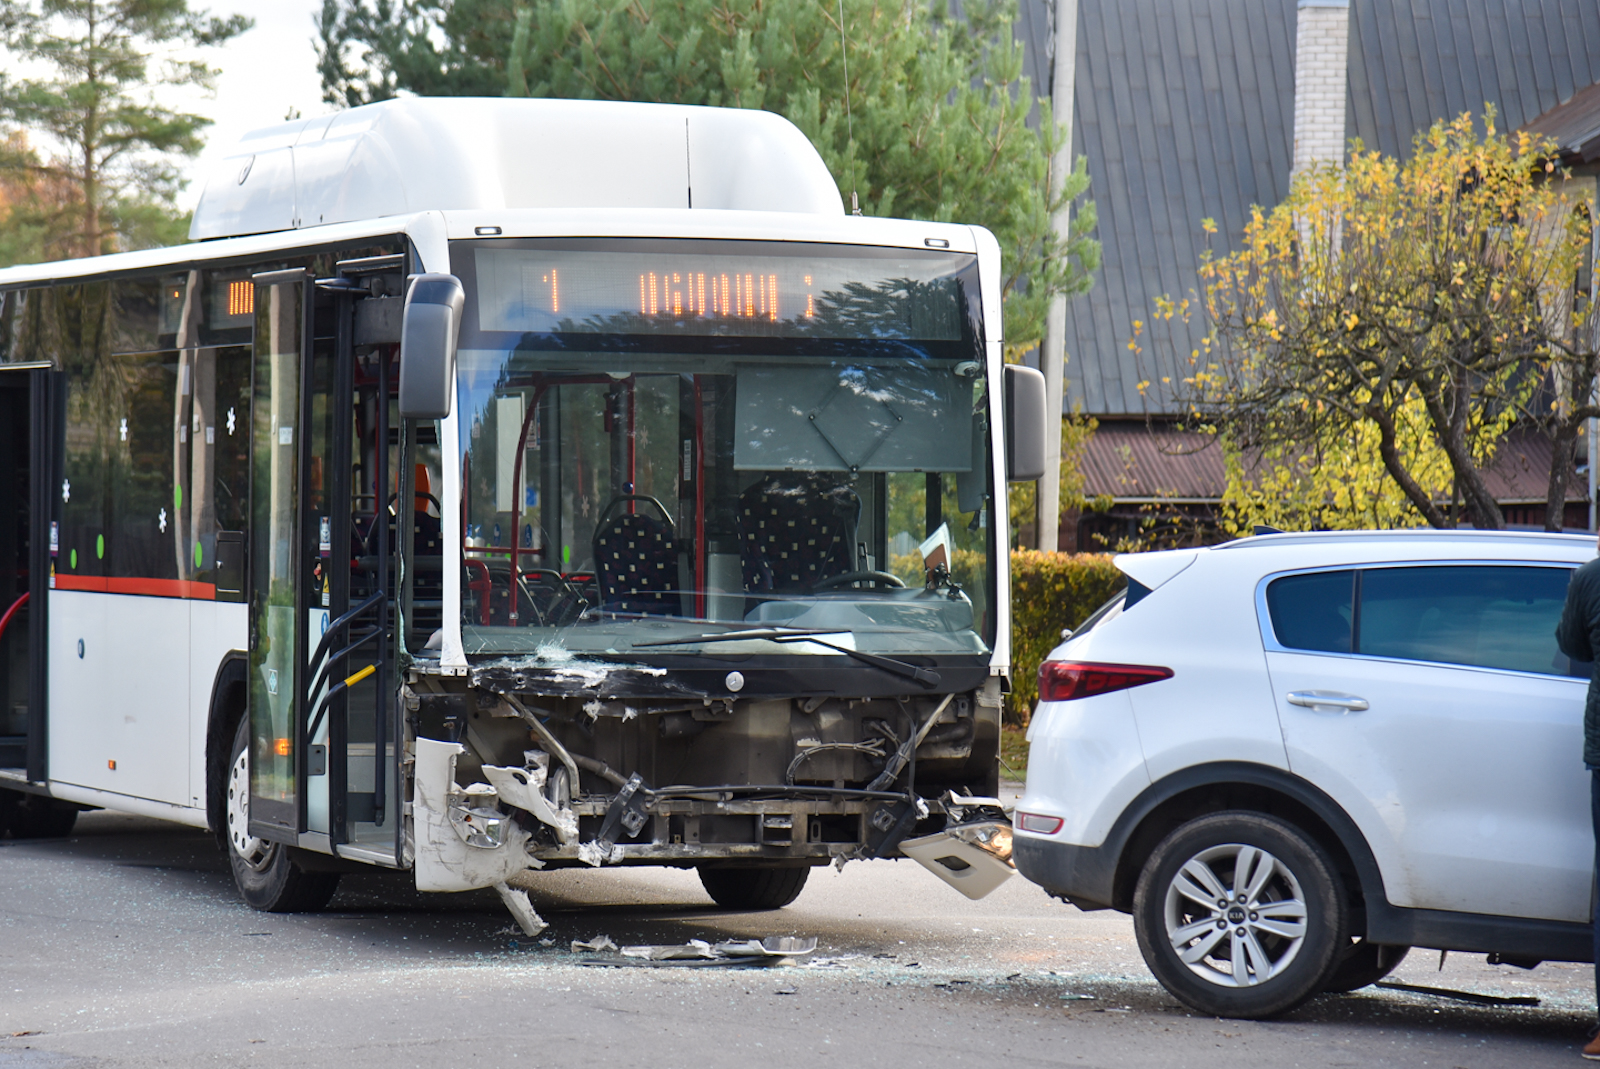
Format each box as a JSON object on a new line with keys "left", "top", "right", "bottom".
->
{"left": 0, "top": 362, "right": 53, "bottom": 782}
{"left": 0, "top": 361, "right": 80, "bottom": 839}
{"left": 246, "top": 266, "right": 399, "bottom": 864}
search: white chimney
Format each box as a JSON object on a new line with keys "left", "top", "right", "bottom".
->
{"left": 1292, "top": 0, "right": 1350, "bottom": 173}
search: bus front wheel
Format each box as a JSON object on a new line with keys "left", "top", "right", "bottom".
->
{"left": 226, "top": 718, "right": 339, "bottom": 912}
{"left": 698, "top": 864, "right": 810, "bottom": 910}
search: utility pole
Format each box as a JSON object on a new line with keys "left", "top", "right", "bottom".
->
{"left": 1580, "top": 216, "right": 1593, "bottom": 531}
{"left": 1037, "top": 0, "right": 1078, "bottom": 551}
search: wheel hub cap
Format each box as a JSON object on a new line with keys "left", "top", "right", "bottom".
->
{"left": 226, "top": 744, "right": 275, "bottom": 872}
{"left": 1163, "top": 843, "right": 1308, "bottom": 988}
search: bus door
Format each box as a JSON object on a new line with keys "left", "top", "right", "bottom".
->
{"left": 246, "top": 269, "right": 308, "bottom": 845}
{"left": 0, "top": 362, "right": 53, "bottom": 781}
{"left": 246, "top": 264, "right": 401, "bottom": 861}
{"left": 306, "top": 260, "right": 400, "bottom": 863}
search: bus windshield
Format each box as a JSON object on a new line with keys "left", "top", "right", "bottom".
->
{"left": 450, "top": 238, "right": 995, "bottom": 659}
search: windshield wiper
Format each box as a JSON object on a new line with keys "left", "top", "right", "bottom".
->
{"left": 632, "top": 628, "right": 941, "bottom": 688}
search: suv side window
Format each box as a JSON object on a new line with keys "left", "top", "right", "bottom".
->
{"left": 1358, "top": 565, "right": 1582, "bottom": 677}
{"left": 1265, "top": 570, "right": 1354, "bottom": 653}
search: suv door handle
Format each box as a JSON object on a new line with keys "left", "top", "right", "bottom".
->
{"left": 1286, "top": 691, "right": 1370, "bottom": 712}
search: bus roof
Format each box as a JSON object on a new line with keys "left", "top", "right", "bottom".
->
{"left": 189, "top": 98, "right": 845, "bottom": 241}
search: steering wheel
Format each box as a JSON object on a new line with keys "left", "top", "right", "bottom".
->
{"left": 813, "top": 570, "right": 907, "bottom": 591}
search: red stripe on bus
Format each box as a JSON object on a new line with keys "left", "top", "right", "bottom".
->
{"left": 52, "top": 575, "right": 108, "bottom": 592}
{"left": 53, "top": 575, "right": 216, "bottom": 599}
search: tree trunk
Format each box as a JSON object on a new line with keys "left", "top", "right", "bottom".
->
{"left": 82, "top": 1, "right": 101, "bottom": 257}
{"left": 1548, "top": 352, "right": 1599, "bottom": 532}
{"left": 1368, "top": 404, "right": 1451, "bottom": 528}
{"left": 1544, "top": 417, "right": 1579, "bottom": 532}
{"left": 1420, "top": 382, "right": 1504, "bottom": 530}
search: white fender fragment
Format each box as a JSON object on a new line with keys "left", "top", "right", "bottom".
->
{"left": 413, "top": 736, "right": 533, "bottom": 892}
{"left": 481, "top": 762, "right": 579, "bottom": 844}
{"left": 494, "top": 882, "right": 548, "bottom": 937}
{"left": 898, "top": 820, "right": 1015, "bottom": 901}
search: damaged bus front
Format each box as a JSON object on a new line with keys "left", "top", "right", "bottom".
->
{"left": 405, "top": 235, "right": 1044, "bottom": 917}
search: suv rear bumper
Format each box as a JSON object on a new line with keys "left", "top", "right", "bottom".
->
{"left": 1012, "top": 834, "right": 1119, "bottom": 910}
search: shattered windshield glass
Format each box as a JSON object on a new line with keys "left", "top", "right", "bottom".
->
{"left": 449, "top": 237, "right": 995, "bottom": 660}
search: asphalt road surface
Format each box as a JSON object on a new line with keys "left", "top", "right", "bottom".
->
{"left": 1, "top": 804, "right": 1595, "bottom": 1069}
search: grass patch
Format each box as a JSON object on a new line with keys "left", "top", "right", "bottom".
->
{"left": 999, "top": 724, "right": 1029, "bottom": 782}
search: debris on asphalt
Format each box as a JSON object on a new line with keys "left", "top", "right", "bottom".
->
{"left": 1058, "top": 993, "right": 1096, "bottom": 1001}
{"left": 1375, "top": 980, "right": 1540, "bottom": 1007}
{"left": 621, "top": 939, "right": 720, "bottom": 961}
{"left": 574, "top": 935, "right": 818, "bottom": 968}
{"left": 571, "top": 935, "right": 619, "bottom": 954}
{"left": 802, "top": 955, "right": 856, "bottom": 969}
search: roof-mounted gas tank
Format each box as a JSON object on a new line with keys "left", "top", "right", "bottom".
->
{"left": 188, "top": 97, "right": 845, "bottom": 241}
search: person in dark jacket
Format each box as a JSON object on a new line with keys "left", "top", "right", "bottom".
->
{"left": 1557, "top": 550, "right": 1600, "bottom": 1060}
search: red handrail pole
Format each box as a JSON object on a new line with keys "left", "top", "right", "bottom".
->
{"left": 0, "top": 592, "right": 28, "bottom": 647}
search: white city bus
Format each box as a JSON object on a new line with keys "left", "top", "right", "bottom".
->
{"left": 0, "top": 98, "right": 1045, "bottom": 927}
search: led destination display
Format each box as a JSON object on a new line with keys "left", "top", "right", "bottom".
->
{"left": 471, "top": 242, "right": 973, "bottom": 341}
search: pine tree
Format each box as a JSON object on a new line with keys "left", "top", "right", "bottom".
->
{"left": 0, "top": 0, "right": 250, "bottom": 261}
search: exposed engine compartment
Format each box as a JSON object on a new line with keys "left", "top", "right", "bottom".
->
{"left": 403, "top": 673, "right": 1003, "bottom": 892}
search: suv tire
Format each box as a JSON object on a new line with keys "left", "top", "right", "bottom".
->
{"left": 698, "top": 864, "right": 809, "bottom": 910}
{"left": 1132, "top": 810, "right": 1348, "bottom": 1019}
{"left": 226, "top": 718, "right": 340, "bottom": 912}
{"left": 1323, "top": 940, "right": 1409, "bottom": 993}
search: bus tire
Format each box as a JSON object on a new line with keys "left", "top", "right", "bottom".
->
{"left": 697, "top": 864, "right": 809, "bottom": 910}
{"left": 0, "top": 787, "right": 78, "bottom": 839}
{"left": 226, "top": 718, "right": 339, "bottom": 912}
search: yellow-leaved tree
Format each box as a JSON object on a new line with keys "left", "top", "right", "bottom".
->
{"left": 1139, "top": 110, "right": 1600, "bottom": 531}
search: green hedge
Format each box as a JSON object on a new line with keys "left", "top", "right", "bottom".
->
{"left": 1008, "top": 551, "right": 1125, "bottom": 725}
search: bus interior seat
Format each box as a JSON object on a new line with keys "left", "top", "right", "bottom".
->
{"left": 591, "top": 494, "right": 679, "bottom": 615}
{"left": 738, "top": 474, "right": 860, "bottom": 595}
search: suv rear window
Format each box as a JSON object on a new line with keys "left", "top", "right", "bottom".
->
{"left": 1265, "top": 570, "right": 1353, "bottom": 653}
{"left": 1267, "top": 564, "right": 1585, "bottom": 677}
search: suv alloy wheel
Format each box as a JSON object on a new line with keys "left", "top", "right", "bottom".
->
{"left": 1132, "top": 811, "right": 1348, "bottom": 1018}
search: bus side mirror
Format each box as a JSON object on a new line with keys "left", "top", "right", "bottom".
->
{"left": 1003, "top": 364, "right": 1047, "bottom": 482}
{"left": 399, "top": 274, "right": 465, "bottom": 419}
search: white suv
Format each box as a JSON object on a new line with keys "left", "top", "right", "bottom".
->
{"left": 1013, "top": 530, "right": 1595, "bottom": 1019}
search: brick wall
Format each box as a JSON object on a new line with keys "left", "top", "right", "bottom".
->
{"left": 1292, "top": 0, "right": 1350, "bottom": 173}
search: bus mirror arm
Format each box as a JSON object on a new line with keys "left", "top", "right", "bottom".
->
{"left": 398, "top": 273, "right": 465, "bottom": 419}
{"left": 1002, "top": 364, "right": 1048, "bottom": 483}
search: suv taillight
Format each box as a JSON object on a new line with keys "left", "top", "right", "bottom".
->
{"left": 1038, "top": 660, "right": 1173, "bottom": 702}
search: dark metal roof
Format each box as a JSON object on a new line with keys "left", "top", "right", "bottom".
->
{"left": 1039, "top": 0, "right": 1600, "bottom": 417}
{"left": 1055, "top": 0, "right": 1298, "bottom": 417}
{"left": 1348, "top": 0, "right": 1600, "bottom": 160}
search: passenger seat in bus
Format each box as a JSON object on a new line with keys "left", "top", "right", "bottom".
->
{"left": 591, "top": 495, "right": 680, "bottom": 615}
{"left": 738, "top": 474, "right": 860, "bottom": 594}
